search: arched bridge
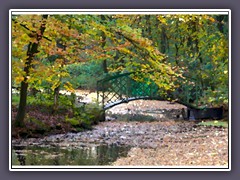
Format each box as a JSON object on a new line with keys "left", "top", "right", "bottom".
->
{"left": 97, "top": 71, "right": 202, "bottom": 110}
{"left": 96, "top": 71, "right": 224, "bottom": 120}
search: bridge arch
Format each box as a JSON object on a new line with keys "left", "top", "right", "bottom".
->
{"left": 96, "top": 72, "right": 223, "bottom": 121}
{"left": 97, "top": 72, "right": 201, "bottom": 108}
{"left": 103, "top": 96, "right": 165, "bottom": 110}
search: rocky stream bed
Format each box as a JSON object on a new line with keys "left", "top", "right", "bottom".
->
{"left": 12, "top": 100, "right": 228, "bottom": 166}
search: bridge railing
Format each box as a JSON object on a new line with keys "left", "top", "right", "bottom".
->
{"left": 97, "top": 72, "right": 160, "bottom": 108}
{"left": 97, "top": 72, "right": 204, "bottom": 110}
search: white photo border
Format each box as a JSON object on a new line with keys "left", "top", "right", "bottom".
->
{"left": 9, "top": 9, "right": 231, "bottom": 171}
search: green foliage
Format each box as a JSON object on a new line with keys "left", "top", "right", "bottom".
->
{"left": 25, "top": 116, "right": 47, "bottom": 128}
{"left": 124, "top": 14, "right": 229, "bottom": 107}
{"left": 13, "top": 90, "right": 75, "bottom": 114}
{"left": 12, "top": 151, "right": 21, "bottom": 165}
{"left": 199, "top": 87, "right": 228, "bottom": 107}
{"left": 198, "top": 120, "right": 228, "bottom": 128}
{"left": 27, "top": 92, "right": 54, "bottom": 108}
{"left": 12, "top": 94, "right": 20, "bottom": 106}
{"left": 66, "top": 102, "right": 103, "bottom": 131}
{"left": 65, "top": 117, "right": 80, "bottom": 126}
{"left": 12, "top": 13, "right": 229, "bottom": 128}
{"left": 65, "top": 61, "right": 105, "bottom": 90}
{"left": 23, "top": 115, "right": 49, "bottom": 135}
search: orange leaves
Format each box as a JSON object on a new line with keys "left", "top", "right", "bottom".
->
{"left": 45, "top": 16, "right": 81, "bottom": 41}
{"left": 201, "top": 15, "right": 216, "bottom": 23}
{"left": 208, "top": 17, "right": 216, "bottom": 23}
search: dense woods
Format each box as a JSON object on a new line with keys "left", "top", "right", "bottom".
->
{"left": 12, "top": 13, "right": 229, "bottom": 130}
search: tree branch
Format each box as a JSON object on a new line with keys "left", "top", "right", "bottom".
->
{"left": 12, "top": 18, "right": 52, "bottom": 42}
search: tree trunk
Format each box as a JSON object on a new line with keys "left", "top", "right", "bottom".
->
{"left": 100, "top": 15, "right": 108, "bottom": 73}
{"left": 15, "top": 15, "right": 48, "bottom": 127}
{"left": 15, "top": 81, "right": 28, "bottom": 127}
{"left": 53, "top": 85, "right": 60, "bottom": 113}
{"left": 145, "top": 15, "right": 151, "bottom": 37}
{"left": 161, "top": 25, "right": 167, "bottom": 54}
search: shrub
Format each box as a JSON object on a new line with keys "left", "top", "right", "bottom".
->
{"left": 65, "top": 102, "right": 103, "bottom": 131}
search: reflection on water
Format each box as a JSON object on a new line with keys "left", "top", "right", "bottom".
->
{"left": 12, "top": 144, "right": 131, "bottom": 166}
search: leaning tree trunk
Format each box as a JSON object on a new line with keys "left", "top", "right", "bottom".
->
{"left": 15, "top": 15, "right": 48, "bottom": 127}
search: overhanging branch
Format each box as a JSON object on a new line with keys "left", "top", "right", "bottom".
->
{"left": 12, "top": 18, "right": 52, "bottom": 42}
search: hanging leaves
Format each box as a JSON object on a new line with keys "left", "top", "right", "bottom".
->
{"left": 12, "top": 13, "right": 229, "bottom": 107}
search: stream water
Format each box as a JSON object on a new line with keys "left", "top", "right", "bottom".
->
{"left": 12, "top": 144, "right": 131, "bottom": 166}
{"left": 12, "top": 101, "right": 190, "bottom": 166}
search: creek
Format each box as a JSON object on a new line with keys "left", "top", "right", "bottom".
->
{"left": 12, "top": 100, "right": 192, "bottom": 166}
{"left": 12, "top": 144, "right": 131, "bottom": 166}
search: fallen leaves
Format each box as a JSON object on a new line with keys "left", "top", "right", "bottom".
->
{"left": 112, "top": 124, "right": 228, "bottom": 166}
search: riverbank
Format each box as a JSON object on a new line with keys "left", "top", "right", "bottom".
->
{"left": 12, "top": 98, "right": 228, "bottom": 166}
{"left": 12, "top": 119, "right": 228, "bottom": 166}
{"left": 11, "top": 99, "right": 188, "bottom": 139}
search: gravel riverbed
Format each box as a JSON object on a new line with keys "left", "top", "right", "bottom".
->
{"left": 12, "top": 120, "right": 228, "bottom": 166}
{"left": 12, "top": 100, "right": 228, "bottom": 166}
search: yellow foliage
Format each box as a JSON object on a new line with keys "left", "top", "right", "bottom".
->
{"left": 63, "top": 82, "right": 74, "bottom": 92}
{"left": 15, "top": 76, "right": 24, "bottom": 83}
{"left": 51, "top": 81, "right": 61, "bottom": 91}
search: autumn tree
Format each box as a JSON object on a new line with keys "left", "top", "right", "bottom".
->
{"left": 91, "top": 15, "right": 180, "bottom": 92}
{"left": 13, "top": 15, "right": 48, "bottom": 127}
{"left": 118, "top": 14, "right": 229, "bottom": 107}
{"left": 12, "top": 15, "right": 110, "bottom": 117}
{"left": 12, "top": 13, "right": 229, "bottom": 128}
